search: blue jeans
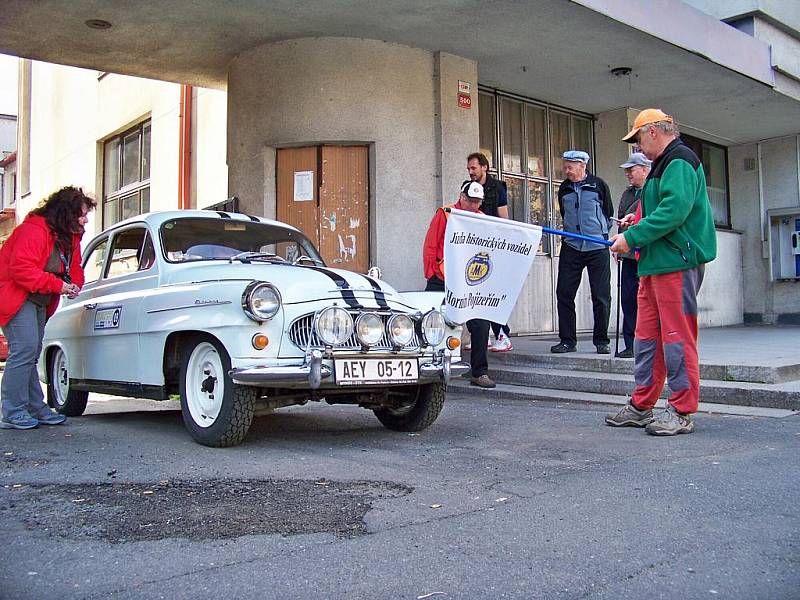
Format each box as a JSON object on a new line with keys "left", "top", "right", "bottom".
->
{"left": 1, "top": 300, "right": 49, "bottom": 421}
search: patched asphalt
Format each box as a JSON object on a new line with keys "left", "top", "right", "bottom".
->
{"left": 0, "top": 392, "right": 798, "bottom": 599}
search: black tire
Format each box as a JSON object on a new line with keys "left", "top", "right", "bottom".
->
{"left": 47, "top": 347, "right": 89, "bottom": 416}
{"left": 179, "top": 335, "right": 257, "bottom": 447}
{"left": 373, "top": 382, "right": 446, "bottom": 432}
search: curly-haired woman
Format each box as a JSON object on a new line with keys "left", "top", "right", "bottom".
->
{"left": 0, "top": 186, "right": 96, "bottom": 429}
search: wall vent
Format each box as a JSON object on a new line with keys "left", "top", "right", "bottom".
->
{"left": 743, "top": 157, "right": 756, "bottom": 171}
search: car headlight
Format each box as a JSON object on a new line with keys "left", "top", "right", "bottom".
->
{"left": 420, "top": 309, "right": 446, "bottom": 346}
{"left": 355, "top": 312, "right": 384, "bottom": 347}
{"left": 387, "top": 314, "right": 414, "bottom": 347}
{"left": 242, "top": 282, "right": 281, "bottom": 322}
{"left": 315, "top": 306, "right": 354, "bottom": 346}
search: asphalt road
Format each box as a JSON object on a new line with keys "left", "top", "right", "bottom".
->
{"left": 1, "top": 392, "right": 798, "bottom": 600}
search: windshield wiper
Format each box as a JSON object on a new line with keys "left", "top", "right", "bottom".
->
{"left": 292, "top": 254, "right": 324, "bottom": 266}
{"left": 228, "top": 251, "right": 286, "bottom": 264}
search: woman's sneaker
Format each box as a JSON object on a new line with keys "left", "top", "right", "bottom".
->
{"left": 605, "top": 402, "right": 654, "bottom": 427}
{"left": 0, "top": 416, "right": 40, "bottom": 430}
{"left": 36, "top": 411, "right": 67, "bottom": 426}
{"left": 490, "top": 333, "right": 513, "bottom": 352}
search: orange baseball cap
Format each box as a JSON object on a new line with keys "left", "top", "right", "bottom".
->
{"left": 622, "top": 108, "right": 673, "bottom": 143}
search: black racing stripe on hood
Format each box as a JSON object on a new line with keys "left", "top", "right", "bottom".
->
{"left": 305, "top": 266, "right": 363, "bottom": 309}
{"left": 363, "top": 275, "right": 390, "bottom": 309}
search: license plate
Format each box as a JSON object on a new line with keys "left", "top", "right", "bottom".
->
{"left": 334, "top": 358, "right": 419, "bottom": 385}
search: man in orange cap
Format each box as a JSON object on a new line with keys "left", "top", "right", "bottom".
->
{"left": 605, "top": 109, "right": 716, "bottom": 435}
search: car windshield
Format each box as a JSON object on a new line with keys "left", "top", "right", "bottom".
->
{"left": 160, "top": 217, "right": 324, "bottom": 265}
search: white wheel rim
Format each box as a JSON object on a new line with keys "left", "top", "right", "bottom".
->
{"left": 53, "top": 349, "right": 70, "bottom": 407}
{"left": 185, "top": 342, "right": 224, "bottom": 428}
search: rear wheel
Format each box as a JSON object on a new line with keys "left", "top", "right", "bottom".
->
{"left": 373, "top": 382, "right": 445, "bottom": 432}
{"left": 179, "top": 336, "right": 257, "bottom": 447}
{"left": 46, "top": 347, "right": 89, "bottom": 416}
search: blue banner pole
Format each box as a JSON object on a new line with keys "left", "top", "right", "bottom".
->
{"left": 541, "top": 226, "right": 613, "bottom": 248}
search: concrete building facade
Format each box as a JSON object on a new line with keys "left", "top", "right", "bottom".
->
{"left": 2, "top": 0, "right": 799, "bottom": 330}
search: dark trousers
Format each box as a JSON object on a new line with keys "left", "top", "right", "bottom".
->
{"left": 426, "top": 276, "right": 489, "bottom": 377}
{"left": 556, "top": 244, "right": 611, "bottom": 347}
{"left": 620, "top": 258, "right": 639, "bottom": 350}
{"left": 490, "top": 322, "right": 510, "bottom": 338}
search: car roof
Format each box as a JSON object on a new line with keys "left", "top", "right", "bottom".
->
{"left": 99, "top": 210, "right": 302, "bottom": 236}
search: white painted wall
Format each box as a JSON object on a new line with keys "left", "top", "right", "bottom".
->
{"left": 21, "top": 63, "right": 228, "bottom": 238}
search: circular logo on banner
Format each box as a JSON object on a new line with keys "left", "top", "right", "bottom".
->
{"left": 465, "top": 252, "right": 492, "bottom": 286}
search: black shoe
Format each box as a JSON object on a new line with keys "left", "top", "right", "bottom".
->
{"left": 550, "top": 342, "right": 576, "bottom": 354}
{"left": 615, "top": 347, "right": 634, "bottom": 359}
{"left": 596, "top": 344, "right": 610, "bottom": 355}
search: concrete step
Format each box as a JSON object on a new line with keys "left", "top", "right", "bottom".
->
{"left": 478, "top": 350, "right": 800, "bottom": 385}
{"left": 479, "top": 364, "right": 800, "bottom": 411}
{"left": 449, "top": 380, "right": 799, "bottom": 418}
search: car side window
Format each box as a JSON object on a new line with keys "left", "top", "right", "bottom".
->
{"left": 82, "top": 239, "right": 109, "bottom": 284}
{"left": 107, "top": 227, "right": 149, "bottom": 280}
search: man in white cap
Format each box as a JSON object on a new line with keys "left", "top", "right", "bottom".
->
{"left": 606, "top": 109, "right": 716, "bottom": 435}
{"left": 422, "top": 180, "right": 495, "bottom": 389}
{"left": 551, "top": 150, "right": 614, "bottom": 355}
{"left": 615, "top": 152, "right": 651, "bottom": 358}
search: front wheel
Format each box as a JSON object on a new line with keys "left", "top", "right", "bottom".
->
{"left": 373, "top": 382, "right": 446, "bottom": 432}
{"left": 47, "top": 347, "right": 88, "bottom": 416}
{"left": 179, "top": 335, "right": 257, "bottom": 447}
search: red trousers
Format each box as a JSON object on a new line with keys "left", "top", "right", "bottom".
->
{"left": 630, "top": 266, "right": 704, "bottom": 415}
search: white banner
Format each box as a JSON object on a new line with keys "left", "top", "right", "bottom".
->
{"left": 443, "top": 209, "right": 542, "bottom": 324}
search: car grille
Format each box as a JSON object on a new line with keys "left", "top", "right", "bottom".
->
{"left": 288, "top": 311, "right": 422, "bottom": 351}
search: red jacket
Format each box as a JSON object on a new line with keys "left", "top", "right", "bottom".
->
{"left": 422, "top": 201, "right": 483, "bottom": 281}
{"left": 0, "top": 214, "right": 85, "bottom": 326}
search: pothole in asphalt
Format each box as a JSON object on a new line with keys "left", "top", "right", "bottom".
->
{"left": 2, "top": 479, "right": 412, "bottom": 543}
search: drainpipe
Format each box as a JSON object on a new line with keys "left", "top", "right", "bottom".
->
{"left": 178, "top": 84, "right": 193, "bottom": 210}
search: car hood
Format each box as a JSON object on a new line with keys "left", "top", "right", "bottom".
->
{"left": 160, "top": 262, "right": 420, "bottom": 310}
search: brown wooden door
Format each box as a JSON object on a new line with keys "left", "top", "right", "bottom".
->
{"left": 276, "top": 145, "right": 369, "bottom": 273}
{"left": 276, "top": 147, "right": 319, "bottom": 245}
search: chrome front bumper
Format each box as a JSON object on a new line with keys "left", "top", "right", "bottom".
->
{"left": 229, "top": 350, "right": 469, "bottom": 389}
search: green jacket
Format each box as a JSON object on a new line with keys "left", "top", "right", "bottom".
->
{"left": 623, "top": 138, "right": 717, "bottom": 276}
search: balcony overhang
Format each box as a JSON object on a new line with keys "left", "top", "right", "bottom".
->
{"left": 1, "top": 0, "right": 798, "bottom": 145}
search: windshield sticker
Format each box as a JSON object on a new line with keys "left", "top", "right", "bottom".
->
{"left": 94, "top": 306, "right": 122, "bottom": 330}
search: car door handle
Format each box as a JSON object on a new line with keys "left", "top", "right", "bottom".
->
{"left": 84, "top": 303, "right": 97, "bottom": 310}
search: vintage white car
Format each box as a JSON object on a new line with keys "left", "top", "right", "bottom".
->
{"left": 39, "top": 210, "right": 469, "bottom": 446}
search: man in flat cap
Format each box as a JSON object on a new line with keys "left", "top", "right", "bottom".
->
{"left": 615, "top": 152, "right": 651, "bottom": 358}
{"left": 551, "top": 150, "right": 613, "bottom": 355}
{"left": 606, "top": 109, "right": 716, "bottom": 435}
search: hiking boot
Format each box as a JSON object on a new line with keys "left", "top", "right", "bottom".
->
{"left": 36, "top": 411, "right": 67, "bottom": 426}
{"left": 0, "top": 416, "right": 40, "bottom": 430}
{"left": 550, "top": 342, "right": 576, "bottom": 354}
{"left": 596, "top": 344, "right": 610, "bottom": 355}
{"left": 470, "top": 374, "right": 496, "bottom": 389}
{"left": 605, "top": 402, "right": 654, "bottom": 427}
{"left": 490, "top": 333, "right": 513, "bottom": 353}
{"left": 645, "top": 406, "right": 694, "bottom": 436}
{"left": 615, "top": 347, "right": 634, "bottom": 359}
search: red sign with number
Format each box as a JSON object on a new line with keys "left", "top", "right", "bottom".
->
{"left": 458, "top": 93, "right": 472, "bottom": 109}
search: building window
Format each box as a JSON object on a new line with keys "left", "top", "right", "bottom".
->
{"left": 103, "top": 121, "right": 151, "bottom": 227}
{"left": 682, "top": 134, "right": 730, "bottom": 228}
{"left": 479, "top": 88, "right": 594, "bottom": 255}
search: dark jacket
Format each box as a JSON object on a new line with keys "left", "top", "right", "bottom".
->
{"left": 480, "top": 174, "right": 507, "bottom": 219}
{"left": 616, "top": 186, "right": 642, "bottom": 261}
{"left": 557, "top": 172, "right": 613, "bottom": 252}
{"left": 623, "top": 138, "right": 717, "bottom": 276}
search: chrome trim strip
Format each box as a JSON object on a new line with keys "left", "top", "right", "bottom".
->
{"left": 146, "top": 300, "right": 232, "bottom": 314}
